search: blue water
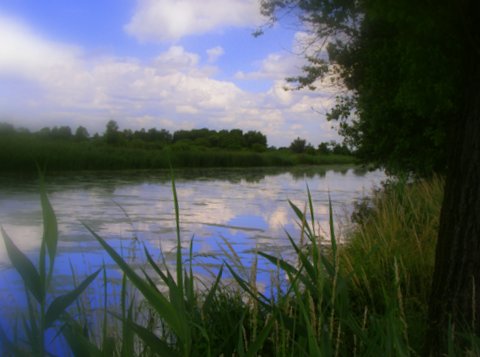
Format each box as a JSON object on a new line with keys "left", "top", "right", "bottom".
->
{"left": 0, "top": 166, "right": 384, "bottom": 355}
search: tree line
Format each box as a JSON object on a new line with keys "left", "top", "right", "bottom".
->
{"left": 0, "top": 120, "right": 351, "bottom": 156}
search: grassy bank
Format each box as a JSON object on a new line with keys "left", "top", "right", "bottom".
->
{"left": 4, "top": 176, "right": 472, "bottom": 356}
{"left": 0, "top": 136, "right": 354, "bottom": 173}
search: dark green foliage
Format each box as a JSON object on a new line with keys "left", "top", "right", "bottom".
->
{"left": 74, "top": 126, "right": 90, "bottom": 141}
{"left": 289, "top": 137, "right": 307, "bottom": 153}
{"left": 105, "top": 120, "right": 121, "bottom": 145}
{"left": 260, "top": 0, "right": 459, "bottom": 176}
{"left": 262, "top": 1, "right": 480, "bottom": 352}
{"left": 6, "top": 176, "right": 480, "bottom": 355}
{"left": 0, "top": 122, "right": 354, "bottom": 172}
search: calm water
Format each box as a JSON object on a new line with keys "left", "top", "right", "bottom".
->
{"left": 0, "top": 166, "right": 384, "bottom": 347}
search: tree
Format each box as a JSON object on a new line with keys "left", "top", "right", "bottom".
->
{"left": 261, "top": 0, "right": 480, "bottom": 353}
{"left": 74, "top": 126, "right": 89, "bottom": 141}
{"left": 289, "top": 137, "right": 307, "bottom": 153}
{"left": 105, "top": 120, "right": 120, "bottom": 145}
{"left": 244, "top": 130, "right": 267, "bottom": 150}
{"left": 317, "top": 142, "right": 331, "bottom": 154}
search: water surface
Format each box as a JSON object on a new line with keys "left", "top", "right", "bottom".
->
{"left": 0, "top": 166, "right": 384, "bottom": 325}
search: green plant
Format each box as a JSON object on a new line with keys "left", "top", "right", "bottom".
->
{"left": 0, "top": 175, "right": 100, "bottom": 356}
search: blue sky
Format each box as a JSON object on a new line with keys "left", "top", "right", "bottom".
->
{"left": 0, "top": 0, "right": 340, "bottom": 146}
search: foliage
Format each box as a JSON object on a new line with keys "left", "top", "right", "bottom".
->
{"left": 0, "top": 122, "right": 354, "bottom": 172}
{"left": 6, "top": 176, "right": 478, "bottom": 355}
{"left": 259, "top": 0, "right": 461, "bottom": 176}
{"left": 0, "top": 175, "right": 100, "bottom": 356}
{"left": 289, "top": 137, "right": 307, "bottom": 153}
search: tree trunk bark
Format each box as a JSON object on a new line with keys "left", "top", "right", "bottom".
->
{"left": 427, "top": 4, "right": 480, "bottom": 351}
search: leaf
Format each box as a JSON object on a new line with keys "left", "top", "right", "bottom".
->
{"left": 120, "top": 274, "right": 135, "bottom": 357}
{"left": 225, "top": 262, "right": 270, "bottom": 310}
{"left": 328, "top": 195, "right": 338, "bottom": 258}
{"left": 45, "top": 268, "right": 101, "bottom": 328}
{"left": 126, "top": 319, "right": 180, "bottom": 357}
{"left": 39, "top": 176, "right": 58, "bottom": 269}
{"left": 84, "top": 224, "right": 185, "bottom": 340}
{"left": 170, "top": 171, "right": 185, "bottom": 304}
{"left": 257, "top": 251, "right": 299, "bottom": 277}
{"left": 203, "top": 265, "right": 224, "bottom": 310}
{"left": 245, "top": 317, "right": 274, "bottom": 357}
{"left": 288, "top": 200, "right": 314, "bottom": 239}
{"left": 62, "top": 320, "right": 103, "bottom": 357}
{"left": 1, "top": 226, "right": 44, "bottom": 303}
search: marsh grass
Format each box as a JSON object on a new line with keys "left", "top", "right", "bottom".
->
{"left": 0, "top": 137, "right": 354, "bottom": 173}
{"left": 3, "top": 174, "right": 475, "bottom": 356}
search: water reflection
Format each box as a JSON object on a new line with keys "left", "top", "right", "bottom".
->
{"left": 0, "top": 166, "right": 384, "bottom": 337}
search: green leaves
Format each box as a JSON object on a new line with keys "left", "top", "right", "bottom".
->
{"left": 1, "top": 227, "right": 44, "bottom": 303}
{"left": 45, "top": 268, "right": 101, "bottom": 328}
{"left": 40, "top": 176, "right": 58, "bottom": 273}
{"left": 1, "top": 177, "right": 99, "bottom": 356}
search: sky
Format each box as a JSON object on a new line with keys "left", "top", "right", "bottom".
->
{"left": 0, "top": 0, "right": 340, "bottom": 147}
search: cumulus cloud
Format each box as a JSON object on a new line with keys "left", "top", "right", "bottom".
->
{"left": 0, "top": 14, "right": 340, "bottom": 146}
{"left": 0, "top": 13, "right": 81, "bottom": 79}
{"left": 235, "top": 52, "right": 299, "bottom": 81}
{"left": 125, "top": 0, "right": 264, "bottom": 43}
{"left": 206, "top": 46, "right": 224, "bottom": 63}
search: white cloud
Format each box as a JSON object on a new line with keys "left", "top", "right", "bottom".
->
{"left": 235, "top": 52, "right": 299, "bottom": 81}
{"left": 154, "top": 45, "right": 200, "bottom": 73}
{"left": 0, "top": 13, "right": 81, "bottom": 79}
{"left": 206, "top": 46, "right": 224, "bottom": 63}
{"left": 0, "top": 14, "right": 340, "bottom": 146}
{"left": 125, "top": 0, "right": 264, "bottom": 43}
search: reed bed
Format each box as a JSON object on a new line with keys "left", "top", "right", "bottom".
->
{"left": 3, "top": 174, "right": 474, "bottom": 356}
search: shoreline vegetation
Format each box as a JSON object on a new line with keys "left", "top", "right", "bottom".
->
{"left": 0, "top": 121, "right": 355, "bottom": 172}
{"left": 3, "top": 175, "right": 471, "bottom": 356}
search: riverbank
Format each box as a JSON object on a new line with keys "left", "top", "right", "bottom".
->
{"left": 0, "top": 137, "right": 354, "bottom": 173}
{"left": 3, "top": 176, "right": 467, "bottom": 356}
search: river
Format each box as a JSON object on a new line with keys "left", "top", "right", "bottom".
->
{"left": 0, "top": 165, "right": 384, "bottom": 332}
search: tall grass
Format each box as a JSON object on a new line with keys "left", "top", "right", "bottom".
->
{"left": 341, "top": 177, "right": 444, "bottom": 351}
{"left": 1, "top": 175, "right": 461, "bottom": 356}
{"left": 0, "top": 136, "right": 354, "bottom": 173}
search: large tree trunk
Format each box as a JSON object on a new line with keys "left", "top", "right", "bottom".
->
{"left": 427, "top": 5, "right": 480, "bottom": 352}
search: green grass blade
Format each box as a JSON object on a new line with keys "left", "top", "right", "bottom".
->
{"left": 284, "top": 231, "right": 318, "bottom": 291}
{"left": 39, "top": 177, "right": 58, "bottom": 274}
{"left": 142, "top": 269, "right": 162, "bottom": 293}
{"left": 170, "top": 171, "right": 185, "bottom": 302}
{"left": 185, "top": 237, "right": 195, "bottom": 306}
{"left": 45, "top": 268, "right": 101, "bottom": 328}
{"left": 288, "top": 200, "right": 314, "bottom": 239}
{"left": 126, "top": 319, "right": 180, "bottom": 357}
{"left": 121, "top": 275, "right": 135, "bottom": 357}
{"left": 84, "top": 224, "right": 185, "bottom": 340}
{"left": 203, "top": 265, "right": 224, "bottom": 309}
{"left": 307, "top": 185, "right": 315, "bottom": 234}
{"left": 144, "top": 244, "right": 173, "bottom": 286}
{"left": 245, "top": 317, "right": 274, "bottom": 357}
{"left": 1, "top": 226, "right": 44, "bottom": 303}
{"left": 225, "top": 262, "right": 270, "bottom": 309}
{"left": 62, "top": 319, "right": 103, "bottom": 357}
{"left": 328, "top": 195, "right": 337, "bottom": 257}
{"left": 257, "top": 251, "right": 300, "bottom": 277}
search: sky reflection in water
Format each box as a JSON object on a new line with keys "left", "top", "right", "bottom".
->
{"left": 0, "top": 166, "right": 384, "bottom": 350}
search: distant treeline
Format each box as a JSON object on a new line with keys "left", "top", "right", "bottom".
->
{"left": 0, "top": 121, "right": 354, "bottom": 172}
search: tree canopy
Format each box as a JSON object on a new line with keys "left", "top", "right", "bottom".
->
{"left": 261, "top": 0, "right": 480, "bottom": 353}
{"left": 260, "top": 0, "right": 463, "bottom": 176}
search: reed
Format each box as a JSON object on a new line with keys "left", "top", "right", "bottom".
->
{"left": 5, "top": 174, "right": 477, "bottom": 356}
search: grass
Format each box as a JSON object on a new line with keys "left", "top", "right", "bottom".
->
{"left": 0, "top": 136, "right": 355, "bottom": 173}
{"left": 3, "top": 173, "right": 476, "bottom": 356}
